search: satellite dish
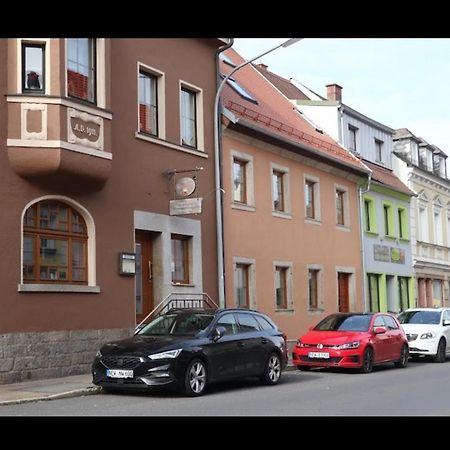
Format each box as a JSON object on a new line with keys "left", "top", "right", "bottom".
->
{"left": 175, "top": 176, "right": 196, "bottom": 197}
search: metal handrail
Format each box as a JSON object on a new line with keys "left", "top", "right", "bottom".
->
{"left": 134, "top": 292, "right": 218, "bottom": 333}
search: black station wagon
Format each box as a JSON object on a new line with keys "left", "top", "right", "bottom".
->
{"left": 92, "top": 308, "right": 288, "bottom": 396}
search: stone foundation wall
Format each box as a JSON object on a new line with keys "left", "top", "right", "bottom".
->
{"left": 0, "top": 328, "right": 133, "bottom": 385}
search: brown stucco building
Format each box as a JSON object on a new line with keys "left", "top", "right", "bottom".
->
{"left": 0, "top": 38, "right": 223, "bottom": 383}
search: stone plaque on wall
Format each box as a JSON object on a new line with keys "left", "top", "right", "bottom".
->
{"left": 67, "top": 108, "right": 104, "bottom": 150}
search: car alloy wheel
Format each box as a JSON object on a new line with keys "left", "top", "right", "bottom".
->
{"left": 361, "top": 347, "right": 374, "bottom": 373}
{"left": 184, "top": 359, "right": 207, "bottom": 396}
{"left": 394, "top": 344, "right": 409, "bottom": 368}
{"left": 261, "top": 353, "right": 281, "bottom": 385}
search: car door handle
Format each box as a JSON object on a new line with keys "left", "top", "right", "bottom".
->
{"left": 237, "top": 342, "right": 245, "bottom": 348}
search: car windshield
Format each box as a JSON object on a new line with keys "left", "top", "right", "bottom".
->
{"left": 314, "top": 314, "right": 372, "bottom": 332}
{"left": 137, "top": 312, "right": 214, "bottom": 336}
{"left": 398, "top": 310, "right": 441, "bottom": 325}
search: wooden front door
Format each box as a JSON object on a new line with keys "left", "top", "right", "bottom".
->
{"left": 338, "top": 272, "right": 350, "bottom": 312}
{"left": 135, "top": 231, "right": 154, "bottom": 325}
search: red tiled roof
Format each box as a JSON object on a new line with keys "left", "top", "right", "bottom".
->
{"left": 253, "top": 64, "right": 310, "bottom": 100}
{"left": 363, "top": 160, "right": 415, "bottom": 196}
{"left": 220, "top": 48, "right": 368, "bottom": 174}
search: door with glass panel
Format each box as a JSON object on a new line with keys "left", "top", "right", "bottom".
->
{"left": 135, "top": 231, "right": 154, "bottom": 325}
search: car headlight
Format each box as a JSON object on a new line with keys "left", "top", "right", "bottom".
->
{"left": 296, "top": 339, "right": 305, "bottom": 348}
{"left": 148, "top": 349, "right": 182, "bottom": 360}
{"left": 420, "top": 332, "right": 435, "bottom": 339}
{"left": 95, "top": 350, "right": 102, "bottom": 358}
{"left": 337, "top": 341, "right": 360, "bottom": 350}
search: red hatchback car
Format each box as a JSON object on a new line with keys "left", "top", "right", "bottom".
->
{"left": 292, "top": 312, "right": 409, "bottom": 373}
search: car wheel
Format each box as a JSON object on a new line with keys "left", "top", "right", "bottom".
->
{"left": 297, "top": 366, "right": 311, "bottom": 371}
{"left": 394, "top": 344, "right": 409, "bottom": 368}
{"left": 183, "top": 358, "right": 207, "bottom": 397}
{"left": 261, "top": 353, "right": 282, "bottom": 385}
{"left": 361, "top": 347, "right": 374, "bottom": 373}
{"left": 434, "top": 338, "right": 446, "bottom": 363}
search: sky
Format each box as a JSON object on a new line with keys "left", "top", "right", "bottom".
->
{"left": 232, "top": 38, "right": 450, "bottom": 157}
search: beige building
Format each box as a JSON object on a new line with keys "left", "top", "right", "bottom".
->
{"left": 219, "top": 49, "right": 371, "bottom": 341}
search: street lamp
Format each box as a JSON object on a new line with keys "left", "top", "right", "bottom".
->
{"left": 214, "top": 38, "right": 302, "bottom": 307}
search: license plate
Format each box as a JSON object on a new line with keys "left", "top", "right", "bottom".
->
{"left": 308, "top": 352, "right": 330, "bottom": 359}
{"left": 106, "top": 369, "right": 134, "bottom": 378}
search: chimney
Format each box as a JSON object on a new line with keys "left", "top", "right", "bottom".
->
{"left": 326, "top": 83, "right": 342, "bottom": 102}
{"left": 256, "top": 63, "right": 268, "bottom": 71}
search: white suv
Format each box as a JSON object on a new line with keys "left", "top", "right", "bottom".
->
{"left": 398, "top": 308, "right": 450, "bottom": 362}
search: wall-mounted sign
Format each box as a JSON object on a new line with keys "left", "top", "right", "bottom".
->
{"left": 170, "top": 197, "right": 202, "bottom": 215}
{"left": 67, "top": 108, "right": 104, "bottom": 150}
{"left": 373, "top": 244, "right": 405, "bottom": 264}
{"left": 119, "top": 252, "right": 136, "bottom": 275}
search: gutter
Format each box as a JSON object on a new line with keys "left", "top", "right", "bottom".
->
{"left": 226, "top": 114, "right": 371, "bottom": 177}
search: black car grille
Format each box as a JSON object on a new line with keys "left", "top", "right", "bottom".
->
{"left": 406, "top": 334, "right": 418, "bottom": 342}
{"left": 300, "top": 356, "right": 342, "bottom": 363}
{"left": 103, "top": 378, "right": 145, "bottom": 385}
{"left": 101, "top": 356, "right": 141, "bottom": 369}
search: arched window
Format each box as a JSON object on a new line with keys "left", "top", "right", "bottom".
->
{"left": 23, "top": 201, "right": 88, "bottom": 284}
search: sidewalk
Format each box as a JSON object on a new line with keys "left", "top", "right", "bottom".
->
{"left": 0, "top": 374, "right": 100, "bottom": 406}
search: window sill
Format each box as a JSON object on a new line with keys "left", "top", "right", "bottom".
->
{"left": 305, "top": 218, "right": 321, "bottom": 226}
{"left": 336, "top": 224, "right": 350, "bottom": 232}
{"left": 308, "top": 308, "right": 325, "bottom": 314}
{"left": 171, "top": 282, "right": 195, "bottom": 287}
{"left": 364, "top": 230, "right": 378, "bottom": 236}
{"left": 275, "top": 308, "right": 294, "bottom": 314}
{"left": 399, "top": 238, "right": 410, "bottom": 243}
{"left": 135, "top": 132, "right": 208, "bottom": 158}
{"left": 232, "top": 203, "right": 256, "bottom": 212}
{"left": 272, "top": 211, "right": 292, "bottom": 220}
{"left": 18, "top": 284, "right": 101, "bottom": 293}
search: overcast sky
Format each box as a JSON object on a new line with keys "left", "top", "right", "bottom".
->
{"left": 232, "top": 38, "right": 450, "bottom": 156}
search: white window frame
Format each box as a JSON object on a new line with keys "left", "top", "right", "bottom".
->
{"left": 230, "top": 150, "right": 255, "bottom": 211}
{"left": 335, "top": 183, "right": 350, "bottom": 229}
{"left": 273, "top": 260, "right": 294, "bottom": 313}
{"left": 307, "top": 264, "right": 324, "bottom": 313}
{"left": 137, "top": 62, "right": 166, "bottom": 139}
{"left": 17, "top": 38, "right": 51, "bottom": 96}
{"left": 270, "top": 163, "right": 291, "bottom": 218}
{"left": 233, "top": 256, "right": 256, "bottom": 309}
{"left": 179, "top": 80, "right": 204, "bottom": 152}
{"left": 304, "top": 174, "right": 321, "bottom": 223}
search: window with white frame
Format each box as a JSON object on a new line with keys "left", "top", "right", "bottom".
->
{"left": 231, "top": 151, "right": 254, "bottom": 208}
{"left": 271, "top": 165, "right": 289, "bottom": 214}
{"left": 235, "top": 263, "right": 249, "bottom": 308}
{"left": 419, "top": 205, "right": 429, "bottom": 242}
{"left": 233, "top": 159, "right": 247, "bottom": 204}
{"left": 274, "top": 262, "right": 293, "bottom": 311}
{"left": 434, "top": 208, "right": 443, "bottom": 245}
{"left": 139, "top": 70, "right": 158, "bottom": 136}
{"left": 348, "top": 125, "right": 358, "bottom": 152}
{"left": 22, "top": 42, "right": 45, "bottom": 93}
{"left": 335, "top": 186, "right": 348, "bottom": 227}
{"left": 308, "top": 267, "right": 323, "bottom": 310}
{"left": 375, "top": 138, "right": 383, "bottom": 163}
{"left": 304, "top": 176, "right": 320, "bottom": 221}
{"left": 67, "top": 38, "right": 96, "bottom": 103}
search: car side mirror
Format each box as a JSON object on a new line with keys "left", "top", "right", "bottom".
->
{"left": 373, "top": 326, "right": 387, "bottom": 334}
{"left": 443, "top": 319, "right": 450, "bottom": 326}
{"left": 212, "top": 326, "right": 226, "bottom": 342}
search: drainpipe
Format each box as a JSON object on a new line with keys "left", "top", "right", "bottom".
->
{"left": 359, "top": 172, "right": 372, "bottom": 312}
{"left": 214, "top": 39, "right": 234, "bottom": 308}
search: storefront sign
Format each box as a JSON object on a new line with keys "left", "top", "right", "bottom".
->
{"left": 170, "top": 198, "right": 202, "bottom": 215}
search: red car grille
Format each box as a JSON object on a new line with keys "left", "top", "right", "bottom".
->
{"left": 302, "top": 343, "right": 336, "bottom": 349}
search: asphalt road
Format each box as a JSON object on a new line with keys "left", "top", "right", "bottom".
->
{"left": 2, "top": 359, "right": 450, "bottom": 416}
